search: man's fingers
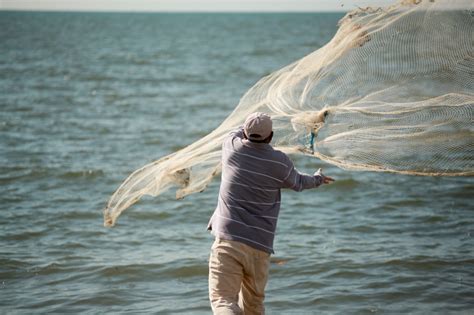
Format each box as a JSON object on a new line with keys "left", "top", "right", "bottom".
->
{"left": 323, "top": 176, "right": 335, "bottom": 183}
{"left": 316, "top": 168, "right": 335, "bottom": 184}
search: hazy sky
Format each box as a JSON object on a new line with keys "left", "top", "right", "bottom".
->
{"left": 0, "top": 0, "right": 396, "bottom": 12}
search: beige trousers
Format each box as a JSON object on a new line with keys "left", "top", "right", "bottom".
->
{"left": 209, "top": 238, "right": 271, "bottom": 315}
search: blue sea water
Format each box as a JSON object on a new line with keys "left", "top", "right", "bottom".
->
{"left": 0, "top": 11, "right": 473, "bottom": 314}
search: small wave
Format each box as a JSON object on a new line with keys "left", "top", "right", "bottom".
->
{"left": 446, "top": 185, "right": 474, "bottom": 198}
{"left": 1, "top": 168, "right": 105, "bottom": 183}
{"left": 383, "top": 257, "right": 474, "bottom": 270}
{"left": 61, "top": 211, "right": 97, "bottom": 220}
{"left": 32, "top": 262, "right": 66, "bottom": 276}
{"left": 166, "top": 264, "right": 208, "bottom": 278}
{"left": 94, "top": 260, "right": 208, "bottom": 283}
{"left": 326, "top": 178, "right": 360, "bottom": 190}
{"left": 99, "top": 263, "right": 164, "bottom": 278}
{"left": 129, "top": 58, "right": 152, "bottom": 65}
{"left": 4, "top": 229, "right": 47, "bottom": 241}
{"left": 143, "top": 138, "right": 162, "bottom": 145}
{"left": 80, "top": 74, "right": 115, "bottom": 82}
{"left": 295, "top": 223, "right": 316, "bottom": 231}
{"left": 59, "top": 241, "right": 88, "bottom": 249}
{"left": 128, "top": 211, "right": 172, "bottom": 221}
{"left": 385, "top": 199, "right": 424, "bottom": 207}
{"left": 334, "top": 248, "right": 357, "bottom": 254}
{"left": 349, "top": 225, "right": 377, "bottom": 233}
{"left": 419, "top": 215, "right": 447, "bottom": 224}
{"left": 282, "top": 280, "right": 325, "bottom": 290}
{"left": 248, "top": 48, "right": 275, "bottom": 57}
{"left": 324, "top": 270, "right": 369, "bottom": 279}
{"left": 64, "top": 293, "right": 130, "bottom": 307}
{"left": 59, "top": 169, "right": 104, "bottom": 179}
{"left": 0, "top": 168, "right": 49, "bottom": 183}
{"left": 0, "top": 258, "right": 32, "bottom": 273}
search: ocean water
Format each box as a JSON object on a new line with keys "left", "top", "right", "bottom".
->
{"left": 0, "top": 11, "right": 473, "bottom": 314}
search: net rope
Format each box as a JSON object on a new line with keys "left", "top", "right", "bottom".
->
{"left": 104, "top": 0, "right": 473, "bottom": 227}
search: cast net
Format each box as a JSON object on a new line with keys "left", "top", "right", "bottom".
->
{"left": 104, "top": 0, "right": 473, "bottom": 227}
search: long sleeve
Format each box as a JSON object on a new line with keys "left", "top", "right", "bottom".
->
{"left": 281, "top": 162, "right": 323, "bottom": 192}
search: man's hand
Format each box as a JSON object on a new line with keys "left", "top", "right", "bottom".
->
{"left": 315, "top": 168, "right": 335, "bottom": 184}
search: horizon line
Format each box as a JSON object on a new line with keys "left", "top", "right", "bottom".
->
{"left": 0, "top": 8, "right": 350, "bottom": 13}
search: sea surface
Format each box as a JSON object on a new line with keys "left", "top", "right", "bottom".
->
{"left": 1, "top": 11, "right": 473, "bottom": 314}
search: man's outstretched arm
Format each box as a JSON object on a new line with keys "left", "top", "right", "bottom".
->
{"left": 282, "top": 163, "right": 334, "bottom": 192}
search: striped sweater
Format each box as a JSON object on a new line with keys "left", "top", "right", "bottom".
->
{"left": 207, "top": 127, "right": 323, "bottom": 254}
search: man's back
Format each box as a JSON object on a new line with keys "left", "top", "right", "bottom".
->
{"left": 208, "top": 127, "right": 322, "bottom": 253}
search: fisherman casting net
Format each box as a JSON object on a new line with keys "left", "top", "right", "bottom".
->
{"left": 104, "top": 0, "right": 473, "bottom": 227}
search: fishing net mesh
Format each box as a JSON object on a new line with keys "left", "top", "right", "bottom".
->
{"left": 104, "top": 0, "right": 473, "bottom": 227}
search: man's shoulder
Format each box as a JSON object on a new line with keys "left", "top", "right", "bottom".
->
{"left": 269, "top": 146, "right": 285, "bottom": 157}
{"left": 267, "top": 147, "right": 292, "bottom": 166}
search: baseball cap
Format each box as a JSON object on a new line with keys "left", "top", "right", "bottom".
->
{"left": 244, "top": 112, "right": 272, "bottom": 141}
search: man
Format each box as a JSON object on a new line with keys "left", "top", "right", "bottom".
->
{"left": 207, "top": 112, "right": 334, "bottom": 314}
